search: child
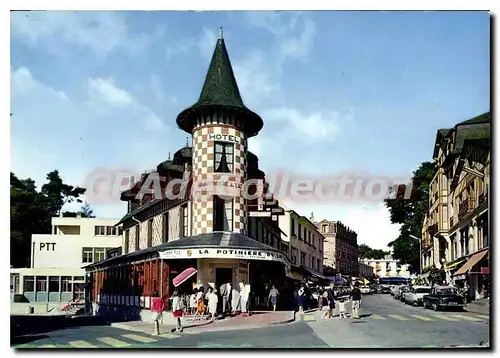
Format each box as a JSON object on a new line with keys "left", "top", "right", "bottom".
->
{"left": 171, "top": 290, "right": 184, "bottom": 333}
{"left": 338, "top": 297, "right": 349, "bottom": 319}
{"left": 190, "top": 289, "right": 198, "bottom": 315}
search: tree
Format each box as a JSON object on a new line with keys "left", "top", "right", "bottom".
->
{"left": 358, "top": 243, "right": 390, "bottom": 259}
{"left": 385, "top": 161, "right": 436, "bottom": 273}
{"left": 10, "top": 171, "right": 89, "bottom": 267}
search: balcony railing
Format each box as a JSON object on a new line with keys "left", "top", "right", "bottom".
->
{"left": 458, "top": 200, "right": 473, "bottom": 221}
{"left": 428, "top": 223, "right": 438, "bottom": 237}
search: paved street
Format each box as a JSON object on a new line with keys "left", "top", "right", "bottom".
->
{"left": 13, "top": 294, "right": 489, "bottom": 349}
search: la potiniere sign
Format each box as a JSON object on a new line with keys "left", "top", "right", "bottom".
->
{"left": 159, "top": 248, "right": 287, "bottom": 264}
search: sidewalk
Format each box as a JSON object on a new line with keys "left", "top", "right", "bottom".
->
{"left": 466, "top": 299, "right": 490, "bottom": 315}
{"left": 110, "top": 310, "right": 295, "bottom": 335}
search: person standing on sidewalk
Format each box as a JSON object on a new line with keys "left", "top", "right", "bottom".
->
{"left": 151, "top": 290, "right": 165, "bottom": 336}
{"left": 349, "top": 283, "right": 362, "bottom": 320}
{"left": 220, "top": 281, "right": 231, "bottom": 316}
{"left": 322, "top": 282, "right": 336, "bottom": 319}
{"left": 268, "top": 285, "right": 279, "bottom": 311}
{"left": 171, "top": 290, "right": 184, "bottom": 332}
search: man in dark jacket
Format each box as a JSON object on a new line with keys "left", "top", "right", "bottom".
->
{"left": 349, "top": 283, "right": 362, "bottom": 319}
{"left": 325, "top": 282, "right": 336, "bottom": 319}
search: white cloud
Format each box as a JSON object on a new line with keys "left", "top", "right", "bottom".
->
{"left": 11, "top": 11, "right": 151, "bottom": 58}
{"left": 88, "top": 77, "right": 136, "bottom": 108}
{"left": 280, "top": 19, "right": 316, "bottom": 61}
{"left": 262, "top": 107, "right": 342, "bottom": 141}
{"left": 166, "top": 27, "right": 217, "bottom": 61}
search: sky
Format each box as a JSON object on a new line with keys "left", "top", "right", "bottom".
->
{"left": 10, "top": 11, "right": 490, "bottom": 250}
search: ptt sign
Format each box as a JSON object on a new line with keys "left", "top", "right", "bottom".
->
{"left": 39, "top": 242, "right": 57, "bottom": 251}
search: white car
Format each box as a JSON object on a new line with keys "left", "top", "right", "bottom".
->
{"left": 360, "top": 286, "right": 371, "bottom": 294}
{"left": 403, "top": 286, "right": 431, "bottom": 306}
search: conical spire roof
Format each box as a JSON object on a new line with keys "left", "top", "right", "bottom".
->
{"left": 176, "top": 28, "right": 263, "bottom": 137}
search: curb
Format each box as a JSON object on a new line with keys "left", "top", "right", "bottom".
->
{"left": 110, "top": 312, "right": 296, "bottom": 335}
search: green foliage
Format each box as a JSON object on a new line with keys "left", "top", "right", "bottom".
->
{"left": 10, "top": 171, "right": 88, "bottom": 267}
{"left": 358, "top": 244, "right": 390, "bottom": 259}
{"left": 385, "top": 161, "right": 436, "bottom": 273}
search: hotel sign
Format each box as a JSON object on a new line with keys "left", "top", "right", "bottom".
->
{"left": 208, "top": 134, "right": 240, "bottom": 143}
{"left": 159, "top": 248, "right": 289, "bottom": 265}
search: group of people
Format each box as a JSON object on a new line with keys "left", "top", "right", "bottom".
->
{"left": 149, "top": 280, "right": 252, "bottom": 335}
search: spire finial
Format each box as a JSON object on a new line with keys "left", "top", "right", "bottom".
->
{"left": 218, "top": 25, "right": 223, "bottom": 39}
{"left": 168, "top": 152, "right": 171, "bottom": 160}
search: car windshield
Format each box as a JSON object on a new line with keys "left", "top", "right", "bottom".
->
{"left": 415, "top": 288, "right": 430, "bottom": 294}
{"left": 436, "top": 288, "right": 457, "bottom": 294}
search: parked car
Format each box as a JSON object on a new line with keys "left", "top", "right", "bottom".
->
{"left": 399, "top": 286, "right": 411, "bottom": 301}
{"left": 379, "top": 285, "right": 391, "bottom": 294}
{"left": 403, "top": 286, "right": 431, "bottom": 306}
{"left": 360, "top": 286, "right": 371, "bottom": 294}
{"left": 393, "top": 286, "right": 409, "bottom": 300}
{"left": 422, "top": 286, "right": 466, "bottom": 311}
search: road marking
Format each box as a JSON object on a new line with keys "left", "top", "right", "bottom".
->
{"left": 452, "top": 315, "right": 483, "bottom": 322}
{"left": 470, "top": 314, "right": 489, "bottom": 320}
{"left": 370, "top": 314, "right": 386, "bottom": 320}
{"left": 158, "top": 333, "right": 181, "bottom": 339}
{"left": 39, "top": 345, "right": 57, "bottom": 348}
{"left": 388, "top": 314, "right": 410, "bottom": 321}
{"left": 97, "top": 337, "right": 130, "bottom": 348}
{"left": 122, "top": 334, "right": 157, "bottom": 343}
{"left": 410, "top": 315, "right": 434, "bottom": 321}
{"left": 68, "top": 340, "right": 97, "bottom": 348}
{"left": 432, "top": 315, "right": 458, "bottom": 321}
{"left": 303, "top": 315, "right": 316, "bottom": 322}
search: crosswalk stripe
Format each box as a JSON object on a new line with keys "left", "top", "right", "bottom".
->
{"left": 68, "top": 340, "right": 97, "bottom": 348}
{"left": 303, "top": 315, "right": 316, "bottom": 321}
{"left": 121, "top": 334, "right": 157, "bottom": 343}
{"left": 452, "top": 315, "right": 483, "bottom": 322}
{"left": 388, "top": 314, "right": 410, "bottom": 321}
{"left": 39, "top": 345, "right": 57, "bottom": 348}
{"left": 97, "top": 337, "right": 130, "bottom": 348}
{"left": 410, "top": 315, "right": 434, "bottom": 321}
{"left": 370, "top": 314, "right": 386, "bottom": 320}
{"left": 158, "top": 333, "right": 181, "bottom": 339}
{"left": 432, "top": 315, "right": 458, "bottom": 321}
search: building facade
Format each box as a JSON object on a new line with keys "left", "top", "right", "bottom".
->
{"left": 315, "top": 219, "right": 358, "bottom": 276}
{"left": 10, "top": 216, "right": 122, "bottom": 313}
{"left": 358, "top": 261, "right": 376, "bottom": 278}
{"left": 362, "top": 258, "right": 411, "bottom": 278}
{"left": 421, "top": 112, "right": 490, "bottom": 300}
{"left": 278, "top": 206, "right": 325, "bottom": 281}
{"left": 84, "top": 29, "right": 295, "bottom": 320}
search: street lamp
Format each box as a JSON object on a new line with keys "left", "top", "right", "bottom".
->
{"left": 409, "top": 235, "right": 422, "bottom": 275}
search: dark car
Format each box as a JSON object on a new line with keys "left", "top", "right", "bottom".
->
{"left": 379, "top": 285, "right": 391, "bottom": 294}
{"left": 422, "top": 286, "right": 466, "bottom": 311}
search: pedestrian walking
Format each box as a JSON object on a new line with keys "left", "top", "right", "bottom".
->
{"left": 219, "top": 280, "right": 231, "bottom": 316}
{"left": 231, "top": 284, "right": 241, "bottom": 314}
{"left": 349, "top": 283, "right": 362, "bottom": 320}
{"left": 207, "top": 287, "right": 219, "bottom": 322}
{"left": 240, "top": 281, "right": 250, "bottom": 316}
{"left": 171, "top": 290, "right": 184, "bottom": 332}
{"left": 151, "top": 290, "right": 165, "bottom": 335}
{"left": 323, "top": 282, "right": 336, "bottom": 319}
{"left": 297, "top": 285, "right": 305, "bottom": 313}
{"left": 338, "top": 297, "right": 349, "bottom": 319}
{"left": 268, "top": 285, "right": 279, "bottom": 311}
{"left": 190, "top": 288, "right": 198, "bottom": 315}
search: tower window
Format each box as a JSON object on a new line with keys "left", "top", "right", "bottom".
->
{"left": 214, "top": 142, "right": 234, "bottom": 173}
{"left": 213, "top": 196, "right": 233, "bottom": 231}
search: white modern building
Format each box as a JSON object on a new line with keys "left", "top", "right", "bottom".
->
{"left": 10, "top": 215, "right": 122, "bottom": 312}
{"left": 361, "top": 258, "right": 411, "bottom": 278}
{"left": 278, "top": 203, "right": 325, "bottom": 281}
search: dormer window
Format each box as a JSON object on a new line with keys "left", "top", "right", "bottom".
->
{"left": 214, "top": 142, "right": 234, "bottom": 173}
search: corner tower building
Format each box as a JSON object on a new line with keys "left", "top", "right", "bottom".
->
{"left": 176, "top": 28, "right": 263, "bottom": 236}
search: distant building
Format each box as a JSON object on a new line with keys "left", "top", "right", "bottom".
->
{"left": 359, "top": 261, "right": 376, "bottom": 278}
{"left": 314, "top": 219, "right": 358, "bottom": 276}
{"left": 10, "top": 216, "right": 122, "bottom": 313}
{"left": 362, "top": 257, "right": 410, "bottom": 278}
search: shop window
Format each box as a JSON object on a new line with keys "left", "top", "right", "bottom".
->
{"left": 10, "top": 274, "right": 20, "bottom": 294}
{"left": 147, "top": 219, "right": 153, "bottom": 247}
{"left": 49, "top": 276, "right": 60, "bottom": 292}
{"left": 94, "top": 226, "right": 106, "bottom": 235}
{"left": 162, "top": 212, "right": 169, "bottom": 243}
{"left": 214, "top": 142, "right": 234, "bottom": 173}
{"left": 82, "top": 247, "right": 94, "bottom": 263}
{"left": 36, "top": 277, "right": 48, "bottom": 292}
{"left": 95, "top": 247, "right": 106, "bottom": 262}
{"left": 24, "top": 276, "right": 35, "bottom": 292}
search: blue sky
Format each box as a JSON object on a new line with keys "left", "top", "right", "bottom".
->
{"left": 10, "top": 11, "right": 490, "bottom": 250}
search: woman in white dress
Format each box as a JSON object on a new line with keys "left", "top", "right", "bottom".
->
{"left": 231, "top": 285, "right": 240, "bottom": 314}
{"left": 207, "top": 287, "right": 219, "bottom": 322}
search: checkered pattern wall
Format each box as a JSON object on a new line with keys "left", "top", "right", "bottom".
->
{"left": 191, "top": 124, "right": 247, "bottom": 235}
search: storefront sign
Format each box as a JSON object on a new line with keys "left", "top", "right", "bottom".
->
{"left": 455, "top": 274, "right": 466, "bottom": 281}
{"left": 208, "top": 134, "right": 240, "bottom": 143}
{"left": 159, "top": 248, "right": 288, "bottom": 265}
{"left": 481, "top": 267, "right": 490, "bottom": 274}
{"left": 248, "top": 211, "right": 271, "bottom": 217}
{"left": 39, "top": 242, "right": 57, "bottom": 251}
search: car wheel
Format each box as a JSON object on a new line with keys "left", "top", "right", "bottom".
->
{"left": 432, "top": 303, "right": 438, "bottom": 311}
